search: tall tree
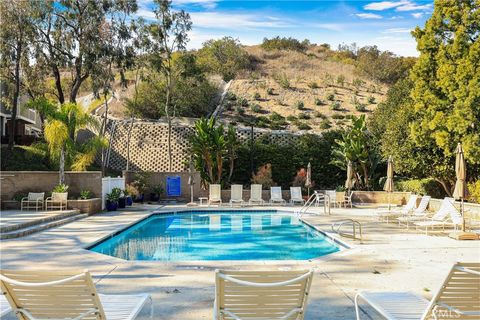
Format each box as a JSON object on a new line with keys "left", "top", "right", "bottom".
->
{"left": 0, "top": 0, "right": 35, "bottom": 150}
{"left": 144, "top": 0, "right": 192, "bottom": 172}
{"left": 34, "top": 0, "right": 135, "bottom": 106}
{"left": 410, "top": 0, "right": 480, "bottom": 194}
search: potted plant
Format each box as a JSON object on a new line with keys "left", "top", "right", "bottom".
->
{"left": 150, "top": 184, "right": 164, "bottom": 202}
{"left": 124, "top": 185, "right": 135, "bottom": 206}
{"left": 118, "top": 189, "right": 126, "bottom": 209}
{"left": 79, "top": 190, "right": 92, "bottom": 200}
{"left": 132, "top": 172, "right": 149, "bottom": 203}
{"left": 105, "top": 188, "right": 121, "bottom": 211}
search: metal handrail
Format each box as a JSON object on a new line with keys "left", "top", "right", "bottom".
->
{"left": 331, "top": 219, "right": 363, "bottom": 241}
{"left": 297, "top": 191, "right": 330, "bottom": 216}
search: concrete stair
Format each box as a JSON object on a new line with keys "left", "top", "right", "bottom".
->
{"left": 0, "top": 210, "right": 87, "bottom": 240}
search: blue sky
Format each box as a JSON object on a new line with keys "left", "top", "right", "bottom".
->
{"left": 137, "top": 0, "right": 434, "bottom": 56}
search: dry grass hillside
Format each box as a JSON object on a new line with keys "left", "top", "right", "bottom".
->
{"left": 220, "top": 45, "right": 388, "bottom": 132}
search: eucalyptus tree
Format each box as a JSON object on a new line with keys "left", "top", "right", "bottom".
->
{"left": 143, "top": 0, "right": 192, "bottom": 172}
{"left": 0, "top": 0, "right": 36, "bottom": 149}
{"left": 33, "top": 0, "right": 137, "bottom": 106}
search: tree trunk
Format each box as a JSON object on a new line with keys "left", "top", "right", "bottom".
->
{"left": 126, "top": 117, "right": 134, "bottom": 172}
{"left": 52, "top": 65, "right": 65, "bottom": 104}
{"left": 8, "top": 42, "right": 22, "bottom": 150}
{"left": 436, "top": 178, "right": 452, "bottom": 197}
{"left": 59, "top": 145, "right": 65, "bottom": 185}
{"left": 100, "top": 93, "right": 108, "bottom": 176}
{"left": 165, "top": 72, "right": 173, "bottom": 172}
{"left": 228, "top": 157, "right": 234, "bottom": 184}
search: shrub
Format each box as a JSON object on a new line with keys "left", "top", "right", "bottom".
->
{"left": 330, "top": 101, "right": 341, "bottom": 111}
{"left": 298, "top": 112, "right": 311, "bottom": 120}
{"left": 274, "top": 73, "right": 290, "bottom": 89}
{"left": 314, "top": 98, "right": 323, "bottom": 106}
{"left": 295, "top": 100, "right": 305, "bottom": 110}
{"left": 286, "top": 115, "right": 297, "bottom": 121}
{"left": 297, "top": 122, "right": 311, "bottom": 130}
{"left": 331, "top": 114, "right": 345, "bottom": 119}
{"left": 253, "top": 92, "right": 261, "bottom": 100}
{"left": 314, "top": 111, "right": 326, "bottom": 119}
{"left": 236, "top": 106, "right": 245, "bottom": 115}
{"left": 79, "top": 190, "right": 93, "bottom": 200}
{"left": 319, "top": 119, "right": 331, "bottom": 129}
{"left": 308, "top": 81, "right": 319, "bottom": 89}
{"left": 355, "top": 103, "right": 367, "bottom": 112}
{"left": 238, "top": 97, "right": 249, "bottom": 107}
{"left": 225, "top": 91, "right": 237, "bottom": 101}
{"left": 352, "top": 78, "right": 365, "bottom": 89}
{"left": 269, "top": 112, "right": 285, "bottom": 121}
{"left": 251, "top": 104, "right": 262, "bottom": 113}
{"left": 367, "top": 95, "right": 376, "bottom": 104}
{"left": 336, "top": 74, "right": 345, "bottom": 87}
{"left": 467, "top": 181, "right": 480, "bottom": 204}
{"left": 53, "top": 184, "right": 69, "bottom": 193}
{"left": 394, "top": 178, "right": 446, "bottom": 199}
{"left": 126, "top": 184, "right": 139, "bottom": 197}
{"left": 13, "top": 192, "right": 28, "bottom": 202}
{"left": 261, "top": 36, "right": 308, "bottom": 52}
{"left": 326, "top": 93, "right": 335, "bottom": 101}
{"left": 251, "top": 163, "right": 275, "bottom": 188}
{"left": 266, "top": 87, "right": 274, "bottom": 95}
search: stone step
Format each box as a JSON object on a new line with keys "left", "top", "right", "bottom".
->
{"left": 0, "top": 213, "right": 88, "bottom": 240}
{"left": 0, "top": 210, "right": 80, "bottom": 233}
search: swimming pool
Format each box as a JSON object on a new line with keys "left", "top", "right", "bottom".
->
{"left": 89, "top": 210, "right": 341, "bottom": 261}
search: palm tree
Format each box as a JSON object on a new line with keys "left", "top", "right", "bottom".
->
{"left": 37, "top": 100, "right": 106, "bottom": 184}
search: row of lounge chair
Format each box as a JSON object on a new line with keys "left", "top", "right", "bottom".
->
{"left": 1, "top": 262, "right": 478, "bottom": 319}
{"left": 207, "top": 184, "right": 305, "bottom": 206}
{"left": 20, "top": 192, "right": 68, "bottom": 211}
{"left": 376, "top": 195, "right": 464, "bottom": 234}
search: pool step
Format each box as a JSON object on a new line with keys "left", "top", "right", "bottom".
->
{"left": 0, "top": 212, "right": 87, "bottom": 240}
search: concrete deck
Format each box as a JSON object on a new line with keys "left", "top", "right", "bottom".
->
{"left": 1, "top": 205, "right": 479, "bottom": 319}
{"left": 0, "top": 209, "right": 78, "bottom": 228}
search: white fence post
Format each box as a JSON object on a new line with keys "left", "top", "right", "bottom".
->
{"left": 102, "top": 176, "right": 125, "bottom": 210}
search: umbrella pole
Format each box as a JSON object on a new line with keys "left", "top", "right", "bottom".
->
{"left": 461, "top": 198, "right": 465, "bottom": 232}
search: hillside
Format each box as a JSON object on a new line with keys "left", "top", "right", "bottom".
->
{"left": 218, "top": 45, "right": 388, "bottom": 132}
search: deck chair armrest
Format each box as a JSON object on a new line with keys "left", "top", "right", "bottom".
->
{"left": 45, "top": 197, "right": 53, "bottom": 201}
{"left": 21, "top": 197, "right": 28, "bottom": 202}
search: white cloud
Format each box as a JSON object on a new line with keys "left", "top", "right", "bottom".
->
{"left": 374, "top": 36, "right": 418, "bottom": 56}
{"left": 411, "top": 12, "right": 423, "bottom": 18}
{"left": 364, "top": 1, "right": 409, "bottom": 11}
{"left": 382, "top": 27, "right": 412, "bottom": 33}
{"left": 355, "top": 13, "right": 383, "bottom": 19}
{"left": 189, "top": 12, "right": 289, "bottom": 29}
{"left": 311, "top": 23, "right": 345, "bottom": 32}
{"left": 396, "top": 3, "right": 432, "bottom": 11}
{"left": 173, "top": 0, "right": 218, "bottom": 9}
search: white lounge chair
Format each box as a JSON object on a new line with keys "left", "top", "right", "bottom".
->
{"left": 270, "top": 187, "right": 286, "bottom": 205}
{"left": 355, "top": 262, "right": 480, "bottom": 320}
{"left": 229, "top": 184, "right": 244, "bottom": 207}
{"left": 208, "top": 184, "right": 222, "bottom": 206}
{"left": 45, "top": 192, "right": 68, "bottom": 210}
{"left": 21, "top": 192, "right": 45, "bottom": 211}
{"left": 290, "top": 187, "right": 305, "bottom": 205}
{"left": 396, "top": 195, "right": 432, "bottom": 228}
{"left": 0, "top": 269, "right": 152, "bottom": 320}
{"left": 214, "top": 269, "right": 314, "bottom": 320}
{"left": 1, "top": 294, "right": 11, "bottom": 317}
{"left": 414, "top": 198, "right": 462, "bottom": 234}
{"left": 376, "top": 194, "right": 418, "bottom": 223}
{"left": 248, "top": 184, "right": 264, "bottom": 206}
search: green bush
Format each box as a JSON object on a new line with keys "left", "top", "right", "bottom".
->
{"left": 80, "top": 190, "right": 93, "bottom": 200}
{"left": 336, "top": 75, "right": 345, "bottom": 87}
{"left": 225, "top": 91, "right": 237, "bottom": 101}
{"left": 308, "top": 81, "right": 319, "bottom": 89}
{"left": 367, "top": 95, "right": 376, "bottom": 104}
{"left": 297, "top": 122, "right": 311, "bottom": 130}
{"left": 314, "top": 111, "right": 326, "bottom": 119}
{"left": 266, "top": 87, "right": 274, "bottom": 95}
{"left": 274, "top": 73, "right": 290, "bottom": 89}
{"left": 326, "top": 93, "right": 335, "bottom": 101}
{"left": 253, "top": 92, "right": 261, "bottom": 100}
{"left": 355, "top": 103, "right": 367, "bottom": 112}
{"left": 319, "top": 119, "right": 331, "bottom": 129}
{"left": 286, "top": 115, "right": 297, "bottom": 122}
{"left": 295, "top": 100, "right": 305, "bottom": 110}
{"left": 236, "top": 106, "right": 245, "bottom": 115}
{"left": 238, "top": 97, "right": 249, "bottom": 107}
{"left": 330, "top": 101, "right": 341, "bottom": 111}
{"left": 468, "top": 181, "right": 480, "bottom": 204}
{"left": 331, "top": 114, "right": 345, "bottom": 119}
{"left": 314, "top": 98, "right": 323, "bottom": 106}
{"left": 298, "top": 112, "right": 311, "bottom": 120}
{"left": 261, "top": 36, "right": 309, "bottom": 52}
{"left": 251, "top": 104, "right": 262, "bottom": 113}
{"left": 394, "top": 178, "right": 446, "bottom": 199}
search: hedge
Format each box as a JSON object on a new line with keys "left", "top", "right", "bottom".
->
{"left": 394, "top": 178, "right": 446, "bottom": 199}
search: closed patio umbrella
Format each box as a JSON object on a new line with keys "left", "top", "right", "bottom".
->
{"left": 345, "top": 160, "right": 353, "bottom": 194}
{"left": 452, "top": 143, "right": 468, "bottom": 232}
{"left": 305, "top": 162, "right": 312, "bottom": 197}
{"left": 383, "top": 156, "right": 394, "bottom": 210}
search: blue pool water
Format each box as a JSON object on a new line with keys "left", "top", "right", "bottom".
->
{"left": 89, "top": 211, "right": 341, "bottom": 261}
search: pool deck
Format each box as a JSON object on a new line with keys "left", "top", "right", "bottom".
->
{"left": 1, "top": 204, "right": 479, "bottom": 319}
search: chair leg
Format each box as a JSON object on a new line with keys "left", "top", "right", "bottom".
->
{"left": 354, "top": 294, "right": 362, "bottom": 320}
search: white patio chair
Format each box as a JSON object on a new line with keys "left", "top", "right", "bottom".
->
{"left": 214, "top": 269, "right": 314, "bottom": 320}
{"left": 270, "top": 186, "right": 286, "bottom": 205}
{"left": 343, "top": 191, "right": 354, "bottom": 208}
{"left": 21, "top": 192, "right": 45, "bottom": 211}
{"left": 248, "top": 184, "right": 264, "bottom": 206}
{"left": 414, "top": 197, "right": 460, "bottom": 234}
{"left": 229, "top": 184, "right": 244, "bottom": 207}
{"left": 45, "top": 192, "right": 68, "bottom": 211}
{"left": 396, "top": 195, "right": 432, "bottom": 228}
{"left": 208, "top": 184, "right": 222, "bottom": 206}
{"left": 290, "top": 187, "right": 305, "bottom": 205}
{"left": 355, "top": 262, "right": 480, "bottom": 320}
{"left": 325, "top": 190, "right": 337, "bottom": 208}
{"left": 376, "top": 194, "right": 418, "bottom": 223}
{"left": 0, "top": 269, "right": 152, "bottom": 320}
